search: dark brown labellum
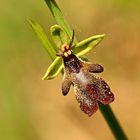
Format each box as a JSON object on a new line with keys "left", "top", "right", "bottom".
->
{"left": 59, "top": 42, "right": 114, "bottom": 116}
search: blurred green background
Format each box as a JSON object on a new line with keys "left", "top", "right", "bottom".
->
{"left": 0, "top": 0, "right": 140, "bottom": 139}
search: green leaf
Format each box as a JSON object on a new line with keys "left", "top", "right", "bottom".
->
{"left": 44, "top": 0, "right": 72, "bottom": 38}
{"left": 50, "top": 25, "right": 70, "bottom": 48}
{"left": 42, "top": 57, "right": 63, "bottom": 80}
{"left": 27, "top": 19, "right": 56, "bottom": 59}
{"left": 73, "top": 34, "right": 105, "bottom": 57}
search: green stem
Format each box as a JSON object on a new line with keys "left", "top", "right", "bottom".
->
{"left": 99, "top": 103, "right": 128, "bottom": 139}
{"left": 44, "top": 0, "right": 128, "bottom": 139}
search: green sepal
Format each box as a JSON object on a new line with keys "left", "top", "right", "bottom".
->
{"left": 27, "top": 19, "right": 56, "bottom": 59}
{"left": 42, "top": 57, "right": 63, "bottom": 80}
{"left": 42, "top": 34, "right": 105, "bottom": 80}
{"left": 28, "top": 19, "right": 105, "bottom": 80}
{"left": 73, "top": 34, "right": 105, "bottom": 57}
{"left": 50, "top": 25, "right": 70, "bottom": 48}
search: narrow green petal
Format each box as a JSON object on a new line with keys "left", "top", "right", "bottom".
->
{"left": 27, "top": 19, "right": 56, "bottom": 59}
{"left": 42, "top": 57, "right": 63, "bottom": 80}
{"left": 50, "top": 25, "right": 70, "bottom": 48}
{"left": 73, "top": 34, "right": 105, "bottom": 57}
